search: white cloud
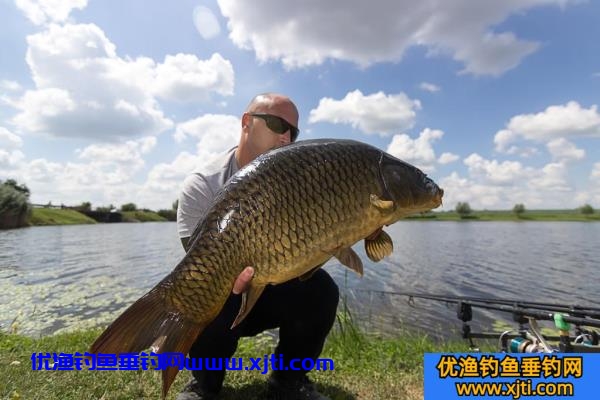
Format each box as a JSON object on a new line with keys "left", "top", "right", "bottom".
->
{"left": 217, "top": 0, "right": 575, "bottom": 75}
{"left": 0, "top": 80, "right": 23, "bottom": 92}
{"left": 67, "top": 137, "right": 154, "bottom": 186}
{"left": 4, "top": 143, "right": 166, "bottom": 209}
{"left": 0, "top": 149, "right": 25, "bottom": 169}
{"left": 546, "top": 138, "right": 585, "bottom": 162}
{"left": 140, "top": 152, "right": 202, "bottom": 205}
{"left": 3, "top": 111, "right": 239, "bottom": 210}
{"left": 419, "top": 82, "right": 440, "bottom": 92}
{"left": 77, "top": 137, "right": 156, "bottom": 169}
{"left": 529, "top": 162, "right": 571, "bottom": 192}
{"left": 494, "top": 129, "right": 519, "bottom": 153}
{"left": 308, "top": 90, "right": 421, "bottom": 136}
{"left": 153, "top": 53, "right": 234, "bottom": 102}
{"left": 439, "top": 172, "right": 507, "bottom": 210}
{"left": 386, "top": 128, "right": 443, "bottom": 172}
{"left": 193, "top": 6, "right": 222, "bottom": 39}
{"left": 495, "top": 101, "right": 600, "bottom": 153}
{"left": 438, "top": 152, "right": 459, "bottom": 164}
{"left": 174, "top": 113, "right": 239, "bottom": 152}
{"left": 591, "top": 162, "right": 600, "bottom": 181}
{"left": 9, "top": 23, "right": 235, "bottom": 141}
{"left": 0, "top": 127, "right": 23, "bottom": 148}
{"left": 15, "top": 0, "right": 87, "bottom": 26}
{"left": 463, "top": 153, "right": 526, "bottom": 186}
{"left": 439, "top": 153, "right": 577, "bottom": 210}
{"left": 0, "top": 127, "right": 24, "bottom": 170}
{"left": 507, "top": 101, "right": 600, "bottom": 139}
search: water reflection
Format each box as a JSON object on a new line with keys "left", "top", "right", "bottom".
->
{"left": 1, "top": 221, "right": 598, "bottom": 337}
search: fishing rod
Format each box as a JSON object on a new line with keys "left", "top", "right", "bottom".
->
{"left": 355, "top": 289, "right": 600, "bottom": 318}
{"left": 353, "top": 289, "right": 600, "bottom": 353}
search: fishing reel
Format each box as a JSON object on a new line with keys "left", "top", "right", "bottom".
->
{"left": 500, "top": 332, "right": 549, "bottom": 353}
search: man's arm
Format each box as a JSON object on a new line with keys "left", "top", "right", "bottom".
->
{"left": 177, "top": 173, "right": 213, "bottom": 246}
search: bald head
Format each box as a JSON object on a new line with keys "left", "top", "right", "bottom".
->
{"left": 246, "top": 93, "right": 299, "bottom": 130}
{"left": 236, "top": 93, "right": 300, "bottom": 168}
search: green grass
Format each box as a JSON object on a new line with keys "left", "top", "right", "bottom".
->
{"left": 0, "top": 313, "right": 473, "bottom": 400}
{"left": 121, "top": 210, "right": 167, "bottom": 223}
{"left": 407, "top": 209, "right": 600, "bottom": 221}
{"left": 26, "top": 208, "right": 169, "bottom": 226}
{"left": 29, "top": 208, "right": 97, "bottom": 226}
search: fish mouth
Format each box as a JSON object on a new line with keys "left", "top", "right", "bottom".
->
{"left": 434, "top": 187, "right": 444, "bottom": 207}
{"left": 424, "top": 178, "right": 444, "bottom": 208}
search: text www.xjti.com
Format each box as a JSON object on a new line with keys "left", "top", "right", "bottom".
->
{"left": 455, "top": 379, "right": 573, "bottom": 399}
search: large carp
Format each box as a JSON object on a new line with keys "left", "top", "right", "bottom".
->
{"left": 90, "top": 139, "right": 443, "bottom": 397}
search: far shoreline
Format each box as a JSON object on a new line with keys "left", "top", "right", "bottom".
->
{"left": 4, "top": 207, "right": 596, "bottom": 229}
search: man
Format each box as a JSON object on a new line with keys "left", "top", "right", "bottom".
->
{"left": 176, "top": 93, "right": 339, "bottom": 400}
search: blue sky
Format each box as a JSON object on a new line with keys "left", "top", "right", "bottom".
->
{"left": 1, "top": 0, "right": 599, "bottom": 210}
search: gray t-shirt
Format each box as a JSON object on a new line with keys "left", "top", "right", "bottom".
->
{"left": 177, "top": 147, "right": 239, "bottom": 239}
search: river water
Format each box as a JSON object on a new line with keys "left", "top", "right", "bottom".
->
{"left": 1, "top": 221, "right": 598, "bottom": 339}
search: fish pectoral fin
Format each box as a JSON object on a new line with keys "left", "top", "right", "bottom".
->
{"left": 299, "top": 262, "right": 326, "bottom": 281}
{"left": 370, "top": 194, "right": 395, "bottom": 212}
{"left": 327, "top": 247, "right": 364, "bottom": 277}
{"left": 231, "top": 284, "right": 266, "bottom": 329}
{"left": 364, "top": 229, "right": 394, "bottom": 262}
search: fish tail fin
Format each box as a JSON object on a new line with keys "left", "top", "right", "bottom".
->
{"left": 159, "top": 319, "right": 204, "bottom": 399}
{"left": 89, "top": 287, "right": 204, "bottom": 398}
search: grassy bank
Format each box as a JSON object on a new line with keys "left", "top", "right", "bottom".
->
{"left": 409, "top": 209, "right": 600, "bottom": 221}
{"left": 0, "top": 318, "right": 471, "bottom": 400}
{"left": 23, "top": 208, "right": 600, "bottom": 227}
{"left": 121, "top": 210, "right": 167, "bottom": 222}
{"left": 27, "top": 208, "right": 169, "bottom": 226}
{"left": 29, "top": 208, "right": 97, "bottom": 226}
{"left": 21, "top": 208, "right": 600, "bottom": 225}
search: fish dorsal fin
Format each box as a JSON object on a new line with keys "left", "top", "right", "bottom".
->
{"left": 231, "top": 283, "right": 266, "bottom": 329}
{"left": 326, "top": 247, "right": 363, "bottom": 276}
{"left": 364, "top": 229, "right": 394, "bottom": 262}
{"left": 370, "top": 194, "right": 395, "bottom": 212}
{"left": 299, "top": 262, "right": 326, "bottom": 281}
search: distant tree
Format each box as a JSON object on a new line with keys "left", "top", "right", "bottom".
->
{"left": 580, "top": 204, "right": 594, "bottom": 215}
{"left": 157, "top": 209, "right": 177, "bottom": 221}
{"left": 2, "top": 179, "right": 30, "bottom": 198}
{"left": 455, "top": 202, "right": 472, "bottom": 217}
{"left": 513, "top": 203, "right": 526, "bottom": 216}
{"left": 75, "top": 202, "right": 92, "bottom": 212}
{"left": 121, "top": 203, "right": 138, "bottom": 212}
{"left": 95, "top": 204, "right": 115, "bottom": 212}
{"left": 172, "top": 199, "right": 179, "bottom": 211}
{"left": 0, "top": 179, "right": 31, "bottom": 228}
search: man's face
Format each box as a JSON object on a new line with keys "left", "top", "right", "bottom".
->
{"left": 244, "top": 99, "right": 299, "bottom": 156}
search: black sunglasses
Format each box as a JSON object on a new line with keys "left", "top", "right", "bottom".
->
{"left": 250, "top": 113, "right": 299, "bottom": 142}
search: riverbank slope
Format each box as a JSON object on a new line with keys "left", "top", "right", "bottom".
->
{"left": 1, "top": 323, "right": 470, "bottom": 400}
{"left": 7, "top": 207, "right": 599, "bottom": 229}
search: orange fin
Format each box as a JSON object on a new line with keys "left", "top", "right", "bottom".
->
{"left": 370, "top": 193, "right": 395, "bottom": 212}
{"left": 89, "top": 286, "right": 204, "bottom": 399}
{"left": 364, "top": 229, "right": 394, "bottom": 262}
{"left": 155, "top": 318, "right": 204, "bottom": 399}
{"left": 326, "top": 246, "right": 363, "bottom": 276}
{"left": 231, "top": 283, "right": 266, "bottom": 328}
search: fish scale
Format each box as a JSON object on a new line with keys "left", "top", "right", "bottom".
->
{"left": 89, "top": 138, "right": 443, "bottom": 399}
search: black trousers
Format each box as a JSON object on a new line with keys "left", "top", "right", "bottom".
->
{"left": 187, "top": 269, "right": 340, "bottom": 394}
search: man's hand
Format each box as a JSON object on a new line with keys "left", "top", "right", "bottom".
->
{"left": 232, "top": 266, "right": 254, "bottom": 295}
